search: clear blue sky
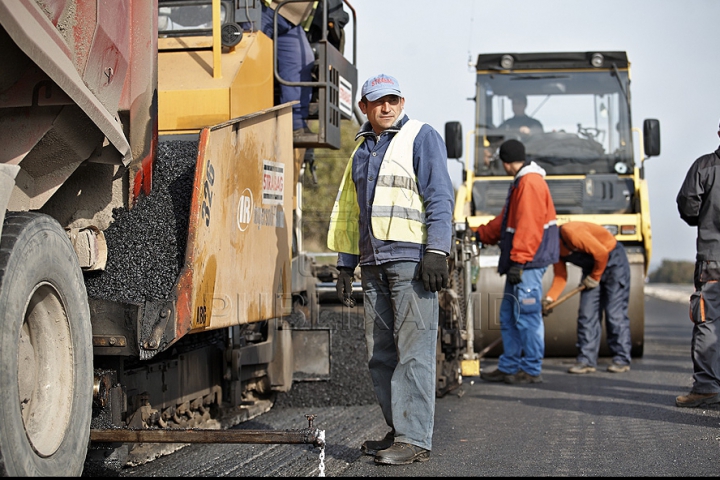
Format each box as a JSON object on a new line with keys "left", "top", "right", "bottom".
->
{"left": 344, "top": 0, "right": 720, "bottom": 272}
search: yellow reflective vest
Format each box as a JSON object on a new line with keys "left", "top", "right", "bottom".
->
{"left": 327, "top": 120, "right": 427, "bottom": 254}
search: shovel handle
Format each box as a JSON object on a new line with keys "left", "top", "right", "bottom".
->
{"left": 545, "top": 284, "right": 586, "bottom": 311}
{"left": 477, "top": 336, "right": 503, "bottom": 359}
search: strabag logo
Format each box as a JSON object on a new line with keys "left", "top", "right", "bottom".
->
{"left": 262, "top": 160, "right": 284, "bottom": 205}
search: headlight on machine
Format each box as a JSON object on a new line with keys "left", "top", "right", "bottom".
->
{"left": 602, "top": 225, "right": 619, "bottom": 235}
{"left": 620, "top": 225, "right": 637, "bottom": 235}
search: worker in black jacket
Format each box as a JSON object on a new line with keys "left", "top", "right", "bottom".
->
{"left": 675, "top": 120, "right": 720, "bottom": 408}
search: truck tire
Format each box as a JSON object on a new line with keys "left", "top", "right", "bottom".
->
{"left": 0, "top": 212, "right": 93, "bottom": 477}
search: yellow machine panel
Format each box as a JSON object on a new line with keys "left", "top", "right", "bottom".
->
{"left": 172, "top": 104, "right": 294, "bottom": 332}
{"left": 158, "top": 32, "right": 273, "bottom": 135}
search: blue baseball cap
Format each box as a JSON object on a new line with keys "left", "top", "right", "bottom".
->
{"left": 361, "top": 74, "right": 402, "bottom": 102}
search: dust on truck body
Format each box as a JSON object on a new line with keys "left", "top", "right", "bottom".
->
{"left": 444, "top": 51, "right": 660, "bottom": 360}
{"left": 0, "top": 0, "right": 357, "bottom": 476}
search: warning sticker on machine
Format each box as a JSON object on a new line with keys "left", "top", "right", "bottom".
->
{"left": 262, "top": 160, "right": 284, "bottom": 205}
{"left": 339, "top": 75, "right": 353, "bottom": 118}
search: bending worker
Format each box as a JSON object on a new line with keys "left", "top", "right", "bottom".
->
{"left": 543, "top": 221, "right": 632, "bottom": 374}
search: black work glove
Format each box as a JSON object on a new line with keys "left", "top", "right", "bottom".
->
{"left": 507, "top": 263, "right": 524, "bottom": 285}
{"left": 335, "top": 267, "right": 355, "bottom": 307}
{"left": 473, "top": 230, "right": 481, "bottom": 244}
{"left": 421, "top": 252, "right": 449, "bottom": 293}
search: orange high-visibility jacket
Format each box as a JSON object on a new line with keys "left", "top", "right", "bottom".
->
{"left": 545, "top": 221, "right": 617, "bottom": 301}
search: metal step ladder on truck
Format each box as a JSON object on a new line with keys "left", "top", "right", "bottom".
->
{"left": 444, "top": 51, "right": 660, "bottom": 363}
{"left": 0, "top": 0, "right": 357, "bottom": 476}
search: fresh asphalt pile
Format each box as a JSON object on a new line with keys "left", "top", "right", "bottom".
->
{"left": 84, "top": 140, "right": 197, "bottom": 303}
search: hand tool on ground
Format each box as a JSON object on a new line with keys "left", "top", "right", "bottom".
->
{"left": 477, "top": 336, "right": 503, "bottom": 359}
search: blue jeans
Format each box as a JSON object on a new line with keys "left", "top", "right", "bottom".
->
{"left": 497, "top": 266, "right": 546, "bottom": 377}
{"left": 361, "top": 261, "right": 438, "bottom": 451}
{"left": 261, "top": 6, "right": 314, "bottom": 131}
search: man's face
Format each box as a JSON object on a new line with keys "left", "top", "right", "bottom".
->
{"left": 512, "top": 98, "right": 527, "bottom": 117}
{"left": 502, "top": 161, "right": 522, "bottom": 176}
{"left": 359, "top": 95, "right": 405, "bottom": 134}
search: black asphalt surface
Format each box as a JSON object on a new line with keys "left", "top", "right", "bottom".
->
{"left": 115, "top": 291, "right": 720, "bottom": 477}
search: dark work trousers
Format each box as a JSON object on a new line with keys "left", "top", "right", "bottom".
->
{"left": 575, "top": 243, "right": 632, "bottom": 367}
{"left": 689, "top": 261, "right": 720, "bottom": 394}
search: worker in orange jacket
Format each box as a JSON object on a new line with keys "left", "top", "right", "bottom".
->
{"left": 544, "top": 221, "right": 632, "bottom": 374}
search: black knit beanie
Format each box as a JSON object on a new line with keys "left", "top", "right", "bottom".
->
{"left": 499, "top": 139, "right": 526, "bottom": 163}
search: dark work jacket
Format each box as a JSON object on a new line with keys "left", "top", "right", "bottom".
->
{"left": 677, "top": 147, "right": 720, "bottom": 263}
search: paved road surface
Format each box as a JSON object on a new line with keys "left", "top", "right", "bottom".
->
{"left": 114, "top": 285, "right": 720, "bottom": 477}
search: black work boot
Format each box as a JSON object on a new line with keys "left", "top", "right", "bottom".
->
{"left": 675, "top": 391, "right": 720, "bottom": 408}
{"left": 374, "top": 442, "right": 430, "bottom": 465}
{"left": 361, "top": 429, "right": 395, "bottom": 455}
{"left": 504, "top": 370, "right": 543, "bottom": 384}
{"left": 480, "top": 368, "right": 509, "bottom": 382}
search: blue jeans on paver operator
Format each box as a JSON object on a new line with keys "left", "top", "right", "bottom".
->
{"left": 361, "top": 261, "right": 437, "bottom": 451}
{"left": 497, "top": 266, "right": 547, "bottom": 377}
{"left": 261, "top": 6, "right": 314, "bottom": 131}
